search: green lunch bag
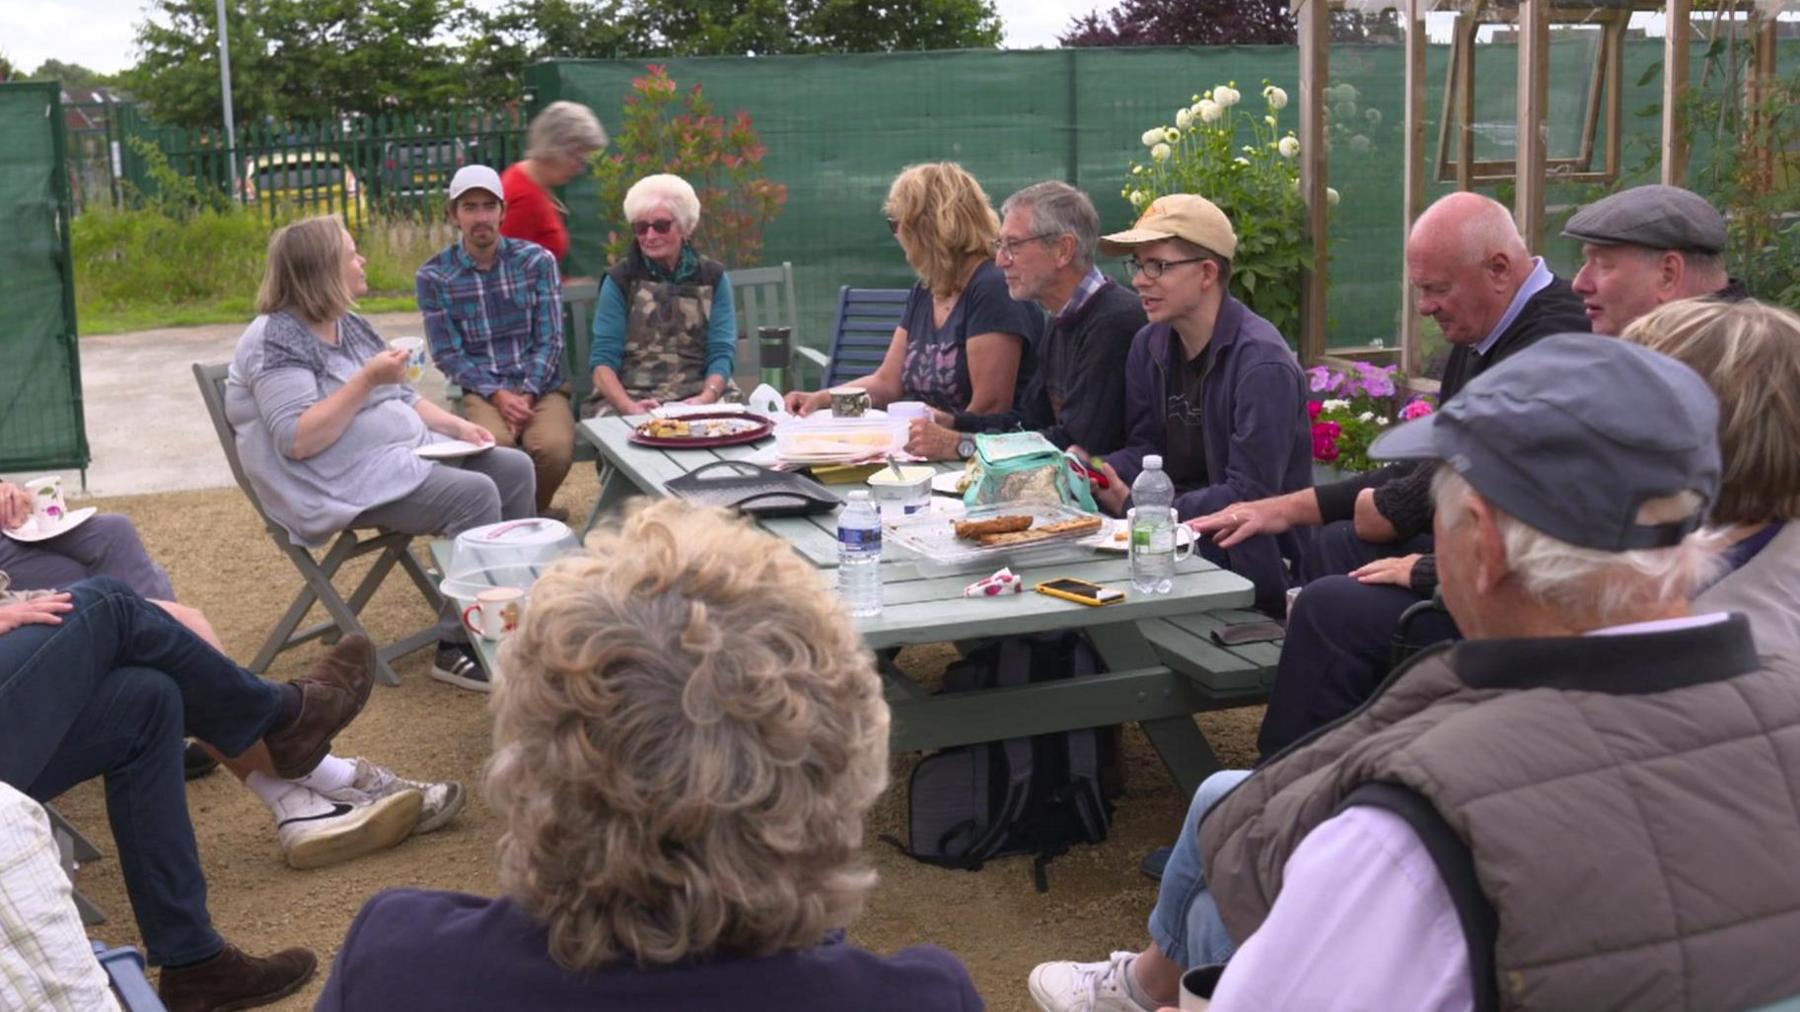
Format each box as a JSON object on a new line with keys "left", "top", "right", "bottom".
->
{"left": 962, "top": 431, "right": 1098, "bottom": 512}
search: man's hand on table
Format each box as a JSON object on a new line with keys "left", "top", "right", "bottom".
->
{"left": 1190, "top": 490, "right": 1314, "bottom": 549}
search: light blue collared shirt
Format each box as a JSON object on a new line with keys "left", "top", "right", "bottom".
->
{"left": 1474, "top": 256, "right": 1553, "bottom": 357}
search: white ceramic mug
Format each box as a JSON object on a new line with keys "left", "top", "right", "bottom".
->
{"left": 1126, "top": 506, "right": 1195, "bottom": 562}
{"left": 460, "top": 587, "right": 524, "bottom": 643}
{"left": 886, "top": 400, "right": 931, "bottom": 422}
{"left": 391, "top": 336, "right": 427, "bottom": 383}
{"left": 24, "top": 476, "right": 66, "bottom": 527}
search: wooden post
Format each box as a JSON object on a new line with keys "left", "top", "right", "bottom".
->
{"left": 1455, "top": 14, "right": 1477, "bottom": 191}
{"left": 1662, "top": 0, "right": 1690, "bottom": 187}
{"left": 1295, "top": 0, "right": 1329, "bottom": 365}
{"left": 1747, "top": 3, "right": 1779, "bottom": 208}
{"left": 1514, "top": 0, "right": 1550, "bottom": 252}
{"left": 1401, "top": 0, "right": 1428, "bottom": 375}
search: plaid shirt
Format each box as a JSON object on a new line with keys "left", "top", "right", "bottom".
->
{"left": 415, "top": 237, "right": 564, "bottom": 397}
{"left": 1, "top": 785, "right": 121, "bottom": 1010}
{"left": 1051, "top": 266, "right": 1110, "bottom": 327}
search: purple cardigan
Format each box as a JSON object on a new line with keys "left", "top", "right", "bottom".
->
{"left": 1104, "top": 297, "right": 1312, "bottom": 612}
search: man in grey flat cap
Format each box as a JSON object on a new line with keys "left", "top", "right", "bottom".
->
{"left": 1029, "top": 333, "right": 1800, "bottom": 1012}
{"left": 1566, "top": 183, "right": 1747, "bottom": 335}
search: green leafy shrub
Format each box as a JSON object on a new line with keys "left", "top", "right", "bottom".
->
{"left": 1122, "top": 80, "right": 1333, "bottom": 342}
{"left": 590, "top": 64, "right": 788, "bottom": 268}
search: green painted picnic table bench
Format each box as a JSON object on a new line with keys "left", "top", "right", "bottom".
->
{"left": 435, "top": 415, "right": 1279, "bottom": 793}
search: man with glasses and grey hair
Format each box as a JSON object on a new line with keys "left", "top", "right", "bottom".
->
{"left": 904, "top": 181, "right": 1145, "bottom": 461}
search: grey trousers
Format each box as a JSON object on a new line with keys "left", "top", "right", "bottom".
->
{"left": 0, "top": 513, "right": 177, "bottom": 601}
{"left": 351, "top": 447, "right": 536, "bottom": 642}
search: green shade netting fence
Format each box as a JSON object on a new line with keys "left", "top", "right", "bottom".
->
{"left": 0, "top": 82, "right": 87, "bottom": 472}
{"left": 530, "top": 38, "right": 1793, "bottom": 363}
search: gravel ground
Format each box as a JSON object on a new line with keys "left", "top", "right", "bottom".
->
{"left": 48, "top": 468, "right": 1263, "bottom": 1011}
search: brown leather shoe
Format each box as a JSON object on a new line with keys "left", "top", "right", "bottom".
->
{"left": 158, "top": 943, "right": 316, "bottom": 1012}
{"left": 262, "top": 633, "right": 376, "bottom": 779}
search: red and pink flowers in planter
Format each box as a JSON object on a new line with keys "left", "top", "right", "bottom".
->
{"left": 1307, "top": 362, "right": 1435, "bottom": 473}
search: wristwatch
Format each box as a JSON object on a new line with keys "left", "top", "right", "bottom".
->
{"left": 956, "top": 435, "right": 976, "bottom": 459}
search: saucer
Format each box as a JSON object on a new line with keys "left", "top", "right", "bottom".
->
{"left": 4, "top": 506, "right": 99, "bottom": 543}
{"left": 416, "top": 439, "right": 494, "bottom": 460}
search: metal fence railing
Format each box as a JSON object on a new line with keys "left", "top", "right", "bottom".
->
{"left": 76, "top": 104, "right": 527, "bottom": 222}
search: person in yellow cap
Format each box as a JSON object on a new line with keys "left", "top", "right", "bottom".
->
{"left": 1075, "top": 194, "right": 1311, "bottom": 614}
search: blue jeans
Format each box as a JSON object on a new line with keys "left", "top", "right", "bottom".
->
{"left": 1149, "top": 769, "right": 1253, "bottom": 968}
{"left": 1298, "top": 519, "right": 1432, "bottom": 583}
{"left": 0, "top": 577, "right": 285, "bottom": 965}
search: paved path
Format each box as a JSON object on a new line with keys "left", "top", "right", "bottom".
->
{"left": 32, "top": 312, "right": 449, "bottom": 498}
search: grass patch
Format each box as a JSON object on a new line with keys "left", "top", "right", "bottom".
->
{"left": 74, "top": 205, "right": 453, "bottom": 336}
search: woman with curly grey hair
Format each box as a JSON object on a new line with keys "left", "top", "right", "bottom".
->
{"left": 315, "top": 498, "right": 982, "bottom": 1011}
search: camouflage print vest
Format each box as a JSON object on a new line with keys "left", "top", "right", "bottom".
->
{"left": 606, "top": 253, "right": 727, "bottom": 403}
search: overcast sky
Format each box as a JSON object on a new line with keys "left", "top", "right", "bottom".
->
{"left": 6, "top": 0, "right": 1101, "bottom": 76}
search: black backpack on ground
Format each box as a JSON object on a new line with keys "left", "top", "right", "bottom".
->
{"left": 886, "top": 631, "right": 1121, "bottom": 892}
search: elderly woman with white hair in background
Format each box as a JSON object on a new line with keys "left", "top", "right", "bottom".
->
{"left": 314, "top": 498, "right": 983, "bottom": 1010}
{"left": 500, "top": 100, "right": 608, "bottom": 263}
{"left": 582, "top": 174, "right": 739, "bottom": 416}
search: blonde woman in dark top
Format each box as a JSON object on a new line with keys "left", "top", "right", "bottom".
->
{"left": 786, "top": 161, "right": 1040, "bottom": 417}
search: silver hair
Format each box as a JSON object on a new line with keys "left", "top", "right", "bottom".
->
{"left": 525, "top": 101, "right": 608, "bottom": 162}
{"left": 1431, "top": 468, "right": 1726, "bottom": 627}
{"left": 1001, "top": 181, "right": 1100, "bottom": 270}
{"left": 623, "top": 173, "right": 702, "bottom": 233}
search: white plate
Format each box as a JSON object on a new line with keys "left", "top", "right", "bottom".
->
{"left": 931, "top": 470, "right": 970, "bottom": 496}
{"left": 415, "top": 439, "right": 494, "bottom": 460}
{"left": 1082, "top": 516, "right": 1198, "bottom": 553}
{"left": 4, "top": 506, "right": 99, "bottom": 543}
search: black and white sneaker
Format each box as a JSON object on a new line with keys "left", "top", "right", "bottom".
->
{"left": 430, "top": 643, "right": 490, "bottom": 693}
{"left": 271, "top": 782, "right": 422, "bottom": 870}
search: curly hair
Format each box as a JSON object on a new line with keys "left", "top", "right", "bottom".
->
{"left": 623, "top": 173, "right": 702, "bottom": 234}
{"left": 884, "top": 162, "right": 1000, "bottom": 298}
{"left": 1619, "top": 298, "right": 1800, "bottom": 525}
{"left": 486, "top": 498, "right": 891, "bottom": 971}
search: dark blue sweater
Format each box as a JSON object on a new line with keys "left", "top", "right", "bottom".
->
{"left": 315, "top": 889, "right": 983, "bottom": 1012}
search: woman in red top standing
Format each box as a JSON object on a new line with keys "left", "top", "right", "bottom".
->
{"left": 500, "top": 102, "right": 609, "bottom": 262}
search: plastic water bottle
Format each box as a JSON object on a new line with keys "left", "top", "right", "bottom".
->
{"left": 1130, "top": 454, "right": 1177, "bottom": 595}
{"left": 837, "top": 490, "right": 883, "bottom": 617}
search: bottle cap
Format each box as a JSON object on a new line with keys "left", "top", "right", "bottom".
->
{"left": 1143, "top": 454, "right": 1162, "bottom": 471}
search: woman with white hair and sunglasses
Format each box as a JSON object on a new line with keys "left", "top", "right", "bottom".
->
{"left": 582, "top": 174, "right": 739, "bottom": 416}
{"left": 316, "top": 499, "right": 982, "bottom": 1010}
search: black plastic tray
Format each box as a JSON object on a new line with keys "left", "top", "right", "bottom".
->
{"left": 665, "top": 460, "right": 843, "bottom": 518}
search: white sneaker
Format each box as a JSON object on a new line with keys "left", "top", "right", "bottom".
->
{"left": 323, "top": 757, "right": 466, "bottom": 836}
{"left": 271, "top": 782, "right": 423, "bottom": 870}
{"left": 1028, "top": 952, "right": 1153, "bottom": 1012}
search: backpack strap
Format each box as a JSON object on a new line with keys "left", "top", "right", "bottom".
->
{"left": 1338, "top": 782, "right": 1499, "bottom": 1012}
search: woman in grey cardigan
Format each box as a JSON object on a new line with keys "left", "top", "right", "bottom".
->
{"left": 227, "top": 214, "right": 535, "bottom": 692}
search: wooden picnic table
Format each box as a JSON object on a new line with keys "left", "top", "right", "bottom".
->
{"left": 438, "top": 414, "right": 1277, "bottom": 793}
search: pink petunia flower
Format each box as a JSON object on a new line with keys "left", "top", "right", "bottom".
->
{"left": 1400, "top": 398, "right": 1435, "bottom": 421}
{"left": 1308, "top": 400, "right": 1323, "bottom": 419}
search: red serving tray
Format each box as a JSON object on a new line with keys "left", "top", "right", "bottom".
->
{"left": 627, "top": 412, "right": 774, "bottom": 449}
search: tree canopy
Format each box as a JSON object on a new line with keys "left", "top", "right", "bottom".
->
{"left": 122, "top": 0, "right": 1003, "bottom": 126}
{"left": 1060, "top": 0, "right": 1295, "bottom": 47}
{"left": 27, "top": 60, "right": 115, "bottom": 89}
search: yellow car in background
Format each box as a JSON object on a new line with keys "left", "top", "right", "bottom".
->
{"left": 243, "top": 150, "right": 369, "bottom": 229}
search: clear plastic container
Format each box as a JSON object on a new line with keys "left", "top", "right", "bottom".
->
{"left": 438, "top": 518, "right": 582, "bottom": 606}
{"left": 774, "top": 415, "right": 909, "bottom": 463}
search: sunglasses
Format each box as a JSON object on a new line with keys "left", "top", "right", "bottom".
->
{"left": 886, "top": 217, "right": 901, "bottom": 235}
{"left": 632, "top": 219, "right": 675, "bottom": 236}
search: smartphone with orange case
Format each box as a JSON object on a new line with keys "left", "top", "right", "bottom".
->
{"left": 1035, "top": 577, "right": 1125, "bottom": 607}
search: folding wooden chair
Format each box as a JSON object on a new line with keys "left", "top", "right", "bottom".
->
{"left": 45, "top": 803, "right": 106, "bottom": 926}
{"left": 192, "top": 362, "right": 442, "bottom": 687}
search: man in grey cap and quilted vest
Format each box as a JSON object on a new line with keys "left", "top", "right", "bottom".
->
{"left": 1030, "top": 334, "right": 1800, "bottom": 1012}
{"left": 1191, "top": 334, "right": 1800, "bottom": 1010}
{"left": 1566, "top": 182, "right": 1748, "bottom": 335}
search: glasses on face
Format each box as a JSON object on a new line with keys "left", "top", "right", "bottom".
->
{"left": 632, "top": 219, "right": 675, "bottom": 237}
{"left": 993, "top": 232, "right": 1056, "bottom": 259}
{"left": 885, "top": 217, "right": 902, "bottom": 235}
{"left": 1125, "top": 255, "right": 1207, "bottom": 280}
